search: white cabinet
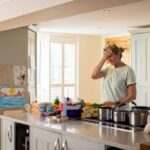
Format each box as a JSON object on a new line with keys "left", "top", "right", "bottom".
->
{"left": 30, "top": 127, "right": 61, "bottom": 150}
{"left": 62, "top": 134, "right": 104, "bottom": 150}
{"left": 30, "top": 127, "right": 104, "bottom": 150}
{"left": 131, "top": 30, "right": 150, "bottom": 106}
{"left": 1, "top": 119, "right": 14, "bottom": 150}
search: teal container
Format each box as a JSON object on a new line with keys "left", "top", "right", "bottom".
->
{"left": 46, "top": 105, "right": 53, "bottom": 112}
{"left": 39, "top": 105, "right": 46, "bottom": 112}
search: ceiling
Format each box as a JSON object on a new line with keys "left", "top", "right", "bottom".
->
{"left": 0, "top": 0, "right": 150, "bottom": 35}
{"left": 35, "top": 0, "right": 150, "bottom": 36}
{"left": 0, "top": 0, "right": 73, "bottom": 21}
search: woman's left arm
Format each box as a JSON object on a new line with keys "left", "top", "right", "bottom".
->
{"left": 117, "top": 84, "right": 136, "bottom": 105}
{"left": 104, "top": 84, "right": 136, "bottom": 107}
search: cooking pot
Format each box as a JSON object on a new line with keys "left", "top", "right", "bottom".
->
{"left": 99, "top": 107, "right": 113, "bottom": 121}
{"left": 113, "top": 110, "right": 129, "bottom": 124}
{"left": 129, "top": 110, "right": 149, "bottom": 127}
{"left": 112, "top": 103, "right": 130, "bottom": 124}
{"left": 131, "top": 102, "right": 150, "bottom": 111}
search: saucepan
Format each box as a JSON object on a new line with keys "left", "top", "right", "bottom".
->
{"left": 112, "top": 103, "right": 131, "bottom": 124}
{"left": 113, "top": 109, "right": 130, "bottom": 124}
{"left": 128, "top": 102, "right": 149, "bottom": 127}
{"left": 129, "top": 109, "right": 149, "bottom": 127}
{"left": 99, "top": 106, "right": 113, "bottom": 121}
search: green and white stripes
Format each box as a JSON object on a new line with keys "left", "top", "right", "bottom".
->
{"left": 102, "top": 65, "right": 136, "bottom": 102}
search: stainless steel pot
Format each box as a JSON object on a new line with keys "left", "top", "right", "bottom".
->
{"left": 99, "top": 107, "right": 113, "bottom": 121}
{"left": 113, "top": 110, "right": 129, "bottom": 124}
{"left": 129, "top": 110, "right": 149, "bottom": 127}
{"left": 131, "top": 102, "right": 150, "bottom": 111}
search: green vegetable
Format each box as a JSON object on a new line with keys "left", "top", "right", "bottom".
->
{"left": 90, "top": 103, "right": 100, "bottom": 108}
{"left": 78, "top": 98, "right": 86, "bottom": 108}
{"left": 54, "top": 96, "right": 60, "bottom": 105}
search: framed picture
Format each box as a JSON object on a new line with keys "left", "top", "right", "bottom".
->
{"left": 13, "top": 66, "right": 26, "bottom": 85}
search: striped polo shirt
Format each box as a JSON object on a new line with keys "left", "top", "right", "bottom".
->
{"left": 102, "top": 65, "right": 136, "bottom": 102}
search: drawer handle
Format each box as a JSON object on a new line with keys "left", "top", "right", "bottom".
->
{"left": 62, "top": 140, "right": 68, "bottom": 150}
{"left": 25, "top": 136, "right": 29, "bottom": 150}
{"left": 7, "top": 125, "right": 12, "bottom": 143}
{"left": 54, "top": 138, "right": 60, "bottom": 150}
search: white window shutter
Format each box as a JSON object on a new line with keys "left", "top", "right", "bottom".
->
{"left": 37, "top": 34, "right": 77, "bottom": 102}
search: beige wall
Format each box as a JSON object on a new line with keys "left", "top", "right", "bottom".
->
{"left": 78, "top": 35, "right": 101, "bottom": 103}
{"left": 0, "top": 28, "right": 32, "bottom": 102}
{"left": 0, "top": 28, "right": 28, "bottom": 65}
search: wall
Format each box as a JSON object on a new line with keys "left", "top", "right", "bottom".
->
{"left": 0, "top": 28, "right": 28, "bottom": 65}
{"left": 78, "top": 35, "right": 101, "bottom": 103}
{"left": 0, "top": 27, "right": 29, "bottom": 102}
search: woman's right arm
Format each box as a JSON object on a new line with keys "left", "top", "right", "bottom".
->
{"left": 91, "top": 48, "right": 112, "bottom": 79}
{"left": 91, "top": 56, "right": 107, "bottom": 79}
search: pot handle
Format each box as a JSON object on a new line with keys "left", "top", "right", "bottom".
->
{"left": 114, "top": 103, "right": 127, "bottom": 110}
{"left": 113, "top": 101, "right": 137, "bottom": 110}
{"left": 131, "top": 101, "right": 137, "bottom": 106}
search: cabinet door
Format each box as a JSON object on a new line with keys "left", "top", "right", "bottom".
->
{"left": 131, "top": 32, "right": 150, "bottom": 106}
{"left": 30, "top": 127, "right": 61, "bottom": 150}
{"left": 1, "top": 119, "right": 14, "bottom": 150}
{"left": 62, "top": 134, "right": 104, "bottom": 150}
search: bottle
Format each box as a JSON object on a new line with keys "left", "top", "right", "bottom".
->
{"left": 61, "top": 98, "right": 67, "bottom": 117}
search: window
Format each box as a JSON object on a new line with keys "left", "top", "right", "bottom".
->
{"left": 37, "top": 34, "right": 78, "bottom": 102}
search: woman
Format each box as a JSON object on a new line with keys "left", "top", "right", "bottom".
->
{"left": 91, "top": 44, "right": 136, "bottom": 108}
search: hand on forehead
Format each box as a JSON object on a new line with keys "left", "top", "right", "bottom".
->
{"left": 104, "top": 48, "right": 113, "bottom": 58}
{"left": 104, "top": 48, "right": 113, "bottom": 54}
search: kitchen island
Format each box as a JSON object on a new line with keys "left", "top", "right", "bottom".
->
{"left": 0, "top": 113, "right": 150, "bottom": 150}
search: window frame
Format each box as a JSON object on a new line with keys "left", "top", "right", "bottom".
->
{"left": 37, "top": 33, "right": 78, "bottom": 102}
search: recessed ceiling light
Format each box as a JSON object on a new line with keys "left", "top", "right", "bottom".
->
{"left": 104, "top": 10, "right": 111, "bottom": 13}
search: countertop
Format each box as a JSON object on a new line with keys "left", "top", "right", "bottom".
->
{"left": 1, "top": 113, "right": 150, "bottom": 150}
